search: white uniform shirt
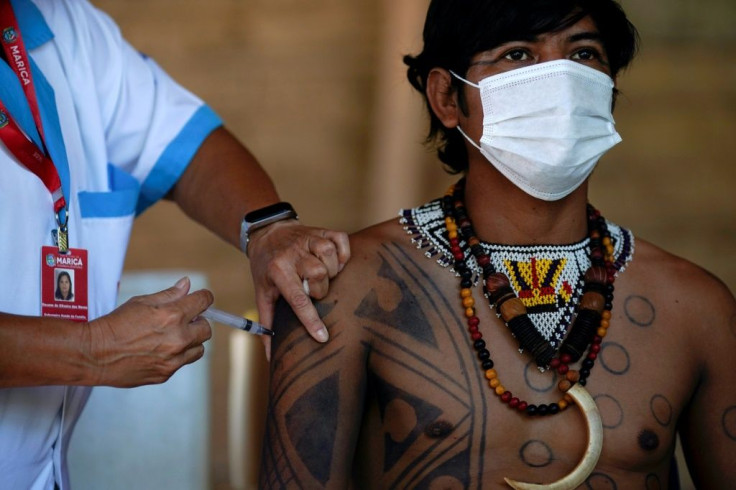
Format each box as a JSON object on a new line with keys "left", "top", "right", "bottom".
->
{"left": 0, "top": 1, "right": 222, "bottom": 488}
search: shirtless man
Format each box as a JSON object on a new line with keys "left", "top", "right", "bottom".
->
{"left": 259, "top": 1, "right": 736, "bottom": 488}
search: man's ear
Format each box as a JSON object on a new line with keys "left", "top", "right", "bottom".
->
{"left": 427, "top": 68, "right": 460, "bottom": 129}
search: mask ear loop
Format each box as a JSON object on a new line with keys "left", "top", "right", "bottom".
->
{"left": 449, "top": 70, "right": 480, "bottom": 88}
{"left": 448, "top": 71, "right": 484, "bottom": 152}
{"left": 455, "top": 125, "right": 483, "bottom": 152}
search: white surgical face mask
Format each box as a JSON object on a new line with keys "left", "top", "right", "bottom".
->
{"left": 451, "top": 59, "right": 622, "bottom": 201}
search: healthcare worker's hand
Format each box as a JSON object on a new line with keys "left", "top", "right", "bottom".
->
{"left": 247, "top": 220, "right": 350, "bottom": 357}
{"left": 85, "top": 277, "right": 213, "bottom": 387}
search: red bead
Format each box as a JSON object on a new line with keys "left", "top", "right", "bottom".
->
{"left": 590, "top": 343, "right": 601, "bottom": 353}
{"left": 451, "top": 245, "right": 462, "bottom": 255}
{"left": 557, "top": 364, "right": 569, "bottom": 375}
{"left": 509, "top": 397, "right": 520, "bottom": 408}
{"left": 454, "top": 251, "right": 464, "bottom": 261}
{"left": 468, "top": 325, "right": 479, "bottom": 333}
{"left": 560, "top": 354, "right": 572, "bottom": 364}
{"left": 471, "top": 332, "right": 482, "bottom": 341}
{"left": 587, "top": 352, "right": 598, "bottom": 360}
{"left": 468, "top": 316, "right": 480, "bottom": 327}
{"left": 517, "top": 401, "right": 528, "bottom": 411}
{"left": 593, "top": 335, "right": 602, "bottom": 344}
{"left": 549, "top": 358, "right": 561, "bottom": 369}
{"left": 501, "top": 392, "right": 512, "bottom": 403}
{"left": 477, "top": 255, "right": 490, "bottom": 267}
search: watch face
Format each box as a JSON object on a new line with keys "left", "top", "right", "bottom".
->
{"left": 245, "top": 202, "right": 295, "bottom": 224}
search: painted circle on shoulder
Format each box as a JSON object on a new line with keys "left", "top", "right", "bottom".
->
{"left": 585, "top": 472, "right": 617, "bottom": 489}
{"left": 624, "top": 295, "right": 655, "bottom": 327}
{"left": 599, "top": 342, "right": 630, "bottom": 375}
{"left": 594, "top": 394, "right": 624, "bottom": 429}
{"left": 519, "top": 440, "right": 554, "bottom": 468}
{"left": 650, "top": 395, "right": 673, "bottom": 427}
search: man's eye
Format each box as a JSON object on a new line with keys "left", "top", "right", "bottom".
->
{"left": 572, "top": 48, "right": 599, "bottom": 60}
{"left": 504, "top": 49, "right": 529, "bottom": 61}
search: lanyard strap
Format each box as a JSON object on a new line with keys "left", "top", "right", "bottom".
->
{"left": 0, "top": 0, "right": 66, "bottom": 214}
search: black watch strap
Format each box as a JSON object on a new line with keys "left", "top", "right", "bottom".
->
{"left": 240, "top": 202, "right": 298, "bottom": 255}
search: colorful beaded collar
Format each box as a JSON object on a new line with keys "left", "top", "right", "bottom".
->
{"left": 400, "top": 191, "right": 635, "bottom": 350}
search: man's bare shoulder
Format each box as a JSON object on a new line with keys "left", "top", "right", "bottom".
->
{"left": 628, "top": 238, "right": 733, "bottom": 299}
{"left": 350, "top": 218, "right": 415, "bottom": 256}
{"left": 622, "top": 237, "right": 735, "bottom": 344}
{"left": 328, "top": 217, "right": 424, "bottom": 288}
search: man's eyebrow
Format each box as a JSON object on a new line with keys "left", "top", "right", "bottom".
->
{"left": 568, "top": 31, "right": 604, "bottom": 43}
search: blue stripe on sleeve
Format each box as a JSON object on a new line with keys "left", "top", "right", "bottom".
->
{"left": 135, "top": 105, "right": 222, "bottom": 216}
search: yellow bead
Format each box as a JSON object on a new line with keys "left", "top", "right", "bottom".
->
{"left": 485, "top": 369, "right": 497, "bottom": 380}
{"left": 602, "top": 310, "right": 612, "bottom": 320}
{"left": 597, "top": 327, "right": 608, "bottom": 337}
{"left": 461, "top": 288, "right": 472, "bottom": 298}
{"left": 603, "top": 237, "right": 612, "bottom": 246}
{"left": 465, "top": 307, "right": 475, "bottom": 318}
{"left": 462, "top": 297, "right": 475, "bottom": 308}
{"left": 448, "top": 230, "right": 458, "bottom": 239}
{"left": 490, "top": 378, "right": 500, "bottom": 388}
{"left": 558, "top": 400, "right": 568, "bottom": 411}
{"left": 600, "top": 319, "right": 610, "bottom": 328}
{"left": 495, "top": 386, "right": 505, "bottom": 396}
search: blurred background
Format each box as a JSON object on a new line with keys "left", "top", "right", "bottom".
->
{"left": 73, "top": 0, "right": 735, "bottom": 488}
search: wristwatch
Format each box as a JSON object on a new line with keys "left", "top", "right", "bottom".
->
{"left": 240, "top": 202, "right": 299, "bottom": 256}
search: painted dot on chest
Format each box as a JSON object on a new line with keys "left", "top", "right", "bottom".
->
{"left": 425, "top": 420, "right": 455, "bottom": 438}
{"left": 638, "top": 429, "right": 660, "bottom": 451}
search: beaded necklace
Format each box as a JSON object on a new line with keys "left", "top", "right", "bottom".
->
{"left": 401, "top": 199, "right": 633, "bottom": 350}
{"left": 443, "top": 179, "right": 616, "bottom": 416}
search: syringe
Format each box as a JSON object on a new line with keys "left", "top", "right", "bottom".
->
{"left": 201, "top": 307, "right": 274, "bottom": 336}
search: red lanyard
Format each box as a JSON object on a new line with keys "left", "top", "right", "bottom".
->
{"left": 0, "top": 0, "right": 66, "bottom": 215}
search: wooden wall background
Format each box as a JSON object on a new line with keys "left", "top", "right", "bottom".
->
{"left": 92, "top": 1, "right": 735, "bottom": 488}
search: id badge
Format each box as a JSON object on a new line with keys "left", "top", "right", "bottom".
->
{"left": 41, "top": 246, "right": 89, "bottom": 322}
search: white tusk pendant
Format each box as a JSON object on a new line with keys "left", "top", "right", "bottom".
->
{"left": 504, "top": 384, "right": 603, "bottom": 490}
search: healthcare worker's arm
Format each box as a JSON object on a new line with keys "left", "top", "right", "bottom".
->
{"left": 168, "top": 127, "right": 351, "bottom": 346}
{"left": 0, "top": 277, "right": 212, "bottom": 387}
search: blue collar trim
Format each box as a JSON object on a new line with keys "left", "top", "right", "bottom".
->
{"left": 9, "top": 0, "right": 53, "bottom": 49}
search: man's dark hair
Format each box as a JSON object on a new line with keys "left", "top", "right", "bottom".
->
{"left": 404, "top": 0, "right": 640, "bottom": 173}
